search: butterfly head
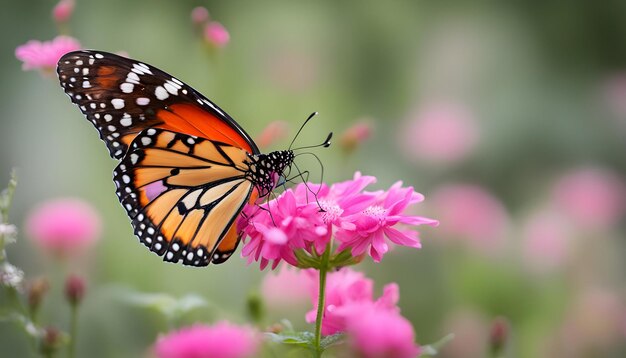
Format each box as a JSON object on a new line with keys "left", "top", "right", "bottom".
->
{"left": 249, "top": 150, "right": 295, "bottom": 197}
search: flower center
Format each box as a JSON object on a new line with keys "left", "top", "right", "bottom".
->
{"left": 363, "top": 205, "right": 387, "bottom": 221}
{"left": 319, "top": 200, "right": 343, "bottom": 224}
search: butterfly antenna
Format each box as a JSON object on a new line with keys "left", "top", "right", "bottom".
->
{"left": 289, "top": 112, "right": 320, "bottom": 151}
{"left": 292, "top": 132, "right": 333, "bottom": 151}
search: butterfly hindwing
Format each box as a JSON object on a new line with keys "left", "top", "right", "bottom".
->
{"left": 113, "top": 128, "right": 254, "bottom": 266}
{"left": 57, "top": 50, "right": 259, "bottom": 160}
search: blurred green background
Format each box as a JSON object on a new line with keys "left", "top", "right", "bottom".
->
{"left": 2, "top": 1, "right": 626, "bottom": 357}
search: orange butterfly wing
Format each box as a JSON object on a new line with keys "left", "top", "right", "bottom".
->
{"left": 57, "top": 50, "right": 258, "bottom": 159}
{"left": 57, "top": 51, "right": 262, "bottom": 266}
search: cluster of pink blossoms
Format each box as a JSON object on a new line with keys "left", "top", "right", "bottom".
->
{"left": 313, "top": 269, "right": 421, "bottom": 357}
{"left": 238, "top": 172, "right": 438, "bottom": 269}
{"left": 154, "top": 322, "right": 260, "bottom": 358}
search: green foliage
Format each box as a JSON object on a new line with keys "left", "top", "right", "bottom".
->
{"left": 121, "top": 291, "right": 209, "bottom": 328}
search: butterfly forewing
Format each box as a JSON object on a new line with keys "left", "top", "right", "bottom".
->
{"left": 114, "top": 128, "right": 254, "bottom": 266}
{"left": 56, "top": 50, "right": 294, "bottom": 267}
{"left": 57, "top": 50, "right": 259, "bottom": 160}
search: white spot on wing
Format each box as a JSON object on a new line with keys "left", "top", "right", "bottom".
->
{"left": 120, "top": 83, "right": 134, "bottom": 93}
{"left": 111, "top": 99, "right": 125, "bottom": 109}
{"left": 155, "top": 86, "right": 169, "bottom": 100}
{"left": 164, "top": 82, "right": 178, "bottom": 95}
{"left": 120, "top": 114, "right": 132, "bottom": 127}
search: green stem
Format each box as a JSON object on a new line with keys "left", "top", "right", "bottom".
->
{"left": 0, "top": 170, "right": 17, "bottom": 262}
{"left": 68, "top": 305, "right": 78, "bottom": 358}
{"left": 313, "top": 243, "right": 331, "bottom": 358}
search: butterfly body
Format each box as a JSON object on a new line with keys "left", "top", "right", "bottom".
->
{"left": 57, "top": 50, "right": 294, "bottom": 266}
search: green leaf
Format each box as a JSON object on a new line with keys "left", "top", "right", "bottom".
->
{"left": 320, "top": 332, "right": 345, "bottom": 349}
{"left": 266, "top": 331, "right": 315, "bottom": 348}
{"left": 121, "top": 291, "right": 208, "bottom": 321}
{"left": 0, "top": 169, "right": 17, "bottom": 220}
{"left": 419, "top": 333, "right": 455, "bottom": 357}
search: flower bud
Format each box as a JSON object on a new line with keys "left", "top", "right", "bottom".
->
{"left": 40, "top": 326, "right": 66, "bottom": 356}
{"left": 27, "top": 277, "right": 50, "bottom": 314}
{"left": 204, "top": 22, "right": 230, "bottom": 48}
{"left": 339, "top": 120, "right": 372, "bottom": 154}
{"left": 267, "top": 323, "right": 284, "bottom": 334}
{"left": 489, "top": 316, "right": 509, "bottom": 356}
{"left": 64, "top": 274, "right": 86, "bottom": 306}
{"left": 191, "top": 6, "right": 209, "bottom": 26}
{"left": 52, "top": 0, "right": 74, "bottom": 23}
{"left": 256, "top": 121, "right": 289, "bottom": 149}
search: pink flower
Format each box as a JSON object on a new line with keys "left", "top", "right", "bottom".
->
{"left": 346, "top": 307, "right": 421, "bottom": 358}
{"left": 261, "top": 265, "right": 313, "bottom": 309}
{"left": 336, "top": 181, "right": 438, "bottom": 262}
{"left": 551, "top": 167, "right": 625, "bottom": 230}
{"left": 52, "top": 0, "right": 74, "bottom": 23}
{"left": 191, "top": 6, "right": 209, "bottom": 26}
{"left": 240, "top": 190, "right": 328, "bottom": 269}
{"left": 239, "top": 172, "right": 436, "bottom": 267}
{"left": 301, "top": 172, "right": 378, "bottom": 231}
{"left": 400, "top": 102, "right": 479, "bottom": 164}
{"left": 522, "top": 210, "right": 572, "bottom": 273}
{"left": 204, "top": 22, "right": 230, "bottom": 48}
{"left": 16, "top": 36, "right": 81, "bottom": 72}
{"left": 154, "top": 322, "right": 260, "bottom": 358}
{"left": 26, "top": 198, "right": 101, "bottom": 258}
{"left": 339, "top": 120, "right": 372, "bottom": 153}
{"left": 255, "top": 120, "right": 289, "bottom": 149}
{"left": 430, "top": 184, "right": 508, "bottom": 255}
{"left": 305, "top": 268, "right": 401, "bottom": 336}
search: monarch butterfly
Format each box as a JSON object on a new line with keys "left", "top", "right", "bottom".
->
{"left": 56, "top": 50, "right": 329, "bottom": 266}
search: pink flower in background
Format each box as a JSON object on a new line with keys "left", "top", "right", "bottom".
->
{"left": 430, "top": 184, "right": 508, "bottom": 255}
{"left": 204, "top": 22, "right": 230, "bottom": 48}
{"left": 339, "top": 120, "right": 373, "bottom": 153}
{"left": 336, "top": 181, "right": 438, "bottom": 262}
{"left": 347, "top": 307, "right": 421, "bottom": 358}
{"left": 261, "top": 265, "right": 312, "bottom": 308}
{"left": 26, "top": 198, "right": 101, "bottom": 258}
{"left": 255, "top": 120, "right": 289, "bottom": 149}
{"left": 305, "top": 268, "right": 401, "bottom": 336}
{"left": 400, "top": 102, "right": 479, "bottom": 164}
{"left": 551, "top": 167, "right": 625, "bottom": 230}
{"left": 16, "top": 36, "right": 81, "bottom": 72}
{"left": 52, "top": 0, "right": 74, "bottom": 23}
{"left": 522, "top": 210, "right": 572, "bottom": 273}
{"left": 154, "top": 322, "right": 260, "bottom": 358}
{"left": 191, "top": 6, "right": 209, "bottom": 26}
